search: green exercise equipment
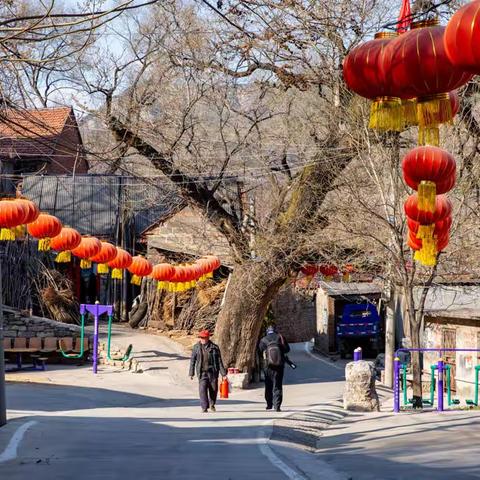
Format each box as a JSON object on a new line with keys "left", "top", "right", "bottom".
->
{"left": 59, "top": 313, "right": 86, "bottom": 359}
{"left": 106, "top": 314, "right": 133, "bottom": 362}
{"left": 466, "top": 365, "right": 480, "bottom": 406}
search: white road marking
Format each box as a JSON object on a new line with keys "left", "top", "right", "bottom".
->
{"left": 0, "top": 420, "right": 37, "bottom": 463}
{"left": 303, "top": 342, "right": 344, "bottom": 371}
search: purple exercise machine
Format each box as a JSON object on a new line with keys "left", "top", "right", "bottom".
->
{"left": 80, "top": 302, "right": 113, "bottom": 374}
{"left": 393, "top": 348, "right": 480, "bottom": 413}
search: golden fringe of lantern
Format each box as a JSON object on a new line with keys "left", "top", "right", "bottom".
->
{"left": 417, "top": 180, "right": 436, "bottom": 213}
{"left": 55, "top": 251, "right": 71, "bottom": 263}
{"left": 131, "top": 275, "right": 142, "bottom": 286}
{"left": 38, "top": 238, "right": 51, "bottom": 251}
{"left": 97, "top": 263, "right": 109, "bottom": 274}
{"left": 369, "top": 97, "right": 404, "bottom": 131}
{"left": 111, "top": 268, "right": 123, "bottom": 279}
{"left": 417, "top": 93, "right": 453, "bottom": 147}
{"left": 80, "top": 259, "right": 91, "bottom": 269}
{"left": 0, "top": 228, "right": 15, "bottom": 241}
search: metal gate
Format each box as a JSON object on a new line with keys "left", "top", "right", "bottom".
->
{"left": 442, "top": 328, "right": 457, "bottom": 392}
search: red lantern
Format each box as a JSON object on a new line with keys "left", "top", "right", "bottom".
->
{"left": 381, "top": 20, "right": 472, "bottom": 144}
{"left": 128, "top": 255, "right": 153, "bottom": 286}
{"left": 0, "top": 199, "right": 28, "bottom": 241}
{"left": 151, "top": 263, "right": 175, "bottom": 290}
{"left": 50, "top": 227, "right": 82, "bottom": 263}
{"left": 300, "top": 265, "right": 319, "bottom": 277}
{"left": 27, "top": 213, "right": 62, "bottom": 251}
{"left": 169, "top": 266, "right": 190, "bottom": 292}
{"left": 402, "top": 146, "right": 456, "bottom": 212}
{"left": 108, "top": 248, "right": 132, "bottom": 279}
{"left": 16, "top": 199, "right": 39, "bottom": 224}
{"left": 343, "top": 32, "right": 408, "bottom": 131}
{"left": 404, "top": 194, "right": 452, "bottom": 225}
{"left": 444, "top": 1, "right": 480, "bottom": 75}
{"left": 407, "top": 216, "right": 452, "bottom": 238}
{"left": 71, "top": 236, "right": 102, "bottom": 269}
{"left": 89, "top": 242, "right": 117, "bottom": 274}
{"left": 319, "top": 265, "right": 338, "bottom": 279}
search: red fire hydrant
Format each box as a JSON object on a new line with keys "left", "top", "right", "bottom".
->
{"left": 220, "top": 377, "right": 229, "bottom": 399}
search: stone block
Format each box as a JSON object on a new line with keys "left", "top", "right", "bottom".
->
{"left": 228, "top": 373, "right": 249, "bottom": 389}
{"left": 343, "top": 360, "right": 380, "bottom": 412}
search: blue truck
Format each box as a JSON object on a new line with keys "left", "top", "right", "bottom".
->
{"left": 336, "top": 303, "right": 382, "bottom": 359}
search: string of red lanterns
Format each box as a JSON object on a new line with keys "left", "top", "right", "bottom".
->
{"left": 0, "top": 197, "right": 222, "bottom": 287}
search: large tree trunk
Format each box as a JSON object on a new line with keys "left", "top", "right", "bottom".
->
{"left": 215, "top": 260, "right": 286, "bottom": 371}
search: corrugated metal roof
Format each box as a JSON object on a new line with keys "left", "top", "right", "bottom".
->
{"left": 21, "top": 175, "right": 181, "bottom": 239}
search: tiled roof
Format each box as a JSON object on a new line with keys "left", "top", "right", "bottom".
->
{"left": 0, "top": 107, "right": 72, "bottom": 138}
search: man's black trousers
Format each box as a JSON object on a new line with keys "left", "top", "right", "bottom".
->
{"left": 199, "top": 371, "right": 218, "bottom": 410}
{"left": 264, "top": 365, "right": 284, "bottom": 409}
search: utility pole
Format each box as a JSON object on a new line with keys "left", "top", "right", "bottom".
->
{"left": 0, "top": 254, "right": 7, "bottom": 426}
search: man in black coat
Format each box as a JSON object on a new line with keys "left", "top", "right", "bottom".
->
{"left": 259, "top": 325, "right": 290, "bottom": 412}
{"left": 189, "top": 330, "right": 227, "bottom": 412}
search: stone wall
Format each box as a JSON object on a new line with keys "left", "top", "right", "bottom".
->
{"left": 271, "top": 285, "right": 316, "bottom": 343}
{"left": 3, "top": 310, "right": 82, "bottom": 339}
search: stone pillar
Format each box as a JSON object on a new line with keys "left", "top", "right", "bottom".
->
{"left": 343, "top": 360, "right": 380, "bottom": 412}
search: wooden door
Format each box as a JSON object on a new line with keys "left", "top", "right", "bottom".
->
{"left": 442, "top": 328, "right": 457, "bottom": 392}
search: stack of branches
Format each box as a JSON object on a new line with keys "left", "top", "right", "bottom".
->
{"left": 145, "top": 279, "right": 227, "bottom": 333}
{"left": 37, "top": 268, "right": 80, "bottom": 325}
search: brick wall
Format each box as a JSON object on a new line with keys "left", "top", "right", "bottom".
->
{"left": 271, "top": 285, "right": 316, "bottom": 343}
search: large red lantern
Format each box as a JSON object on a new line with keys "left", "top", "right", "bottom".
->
{"left": 0, "top": 199, "right": 28, "bottom": 241}
{"left": 404, "top": 194, "right": 452, "bottom": 225}
{"left": 16, "top": 199, "right": 39, "bottom": 225}
{"left": 407, "top": 216, "right": 452, "bottom": 238}
{"left": 71, "top": 236, "right": 102, "bottom": 269}
{"left": 151, "top": 263, "right": 175, "bottom": 290}
{"left": 128, "top": 255, "right": 153, "bottom": 286}
{"left": 108, "top": 248, "right": 132, "bottom": 279}
{"left": 169, "top": 266, "right": 189, "bottom": 292}
{"left": 444, "top": 1, "right": 480, "bottom": 75}
{"left": 343, "top": 32, "right": 407, "bottom": 131}
{"left": 50, "top": 227, "right": 82, "bottom": 263}
{"left": 89, "top": 242, "right": 117, "bottom": 274}
{"left": 300, "top": 265, "right": 319, "bottom": 277}
{"left": 319, "top": 265, "right": 338, "bottom": 279}
{"left": 402, "top": 146, "right": 456, "bottom": 212}
{"left": 381, "top": 20, "right": 472, "bottom": 144}
{"left": 27, "top": 213, "right": 62, "bottom": 251}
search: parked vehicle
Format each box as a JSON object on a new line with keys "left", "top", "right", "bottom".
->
{"left": 336, "top": 303, "right": 382, "bottom": 359}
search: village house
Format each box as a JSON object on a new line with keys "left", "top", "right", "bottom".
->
{"left": 0, "top": 106, "right": 88, "bottom": 194}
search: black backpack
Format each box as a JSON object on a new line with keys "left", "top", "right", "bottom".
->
{"left": 266, "top": 337, "right": 283, "bottom": 367}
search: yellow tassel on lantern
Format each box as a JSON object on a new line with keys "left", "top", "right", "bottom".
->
{"left": 418, "top": 126, "right": 440, "bottom": 147}
{"left": 342, "top": 273, "right": 351, "bottom": 282}
{"left": 157, "top": 281, "right": 167, "bottom": 291}
{"left": 417, "top": 180, "right": 436, "bottom": 213}
{"left": 38, "top": 238, "right": 51, "bottom": 251}
{"left": 131, "top": 275, "right": 141, "bottom": 286}
{"left": 417, "top": 93, "right": 452, "bottom": 129}
{"left": 414, "top": 237, "right": 437, "bottom": 267}
{"left": 0, "top": 228, "right": 15, "bottom": 241}
{"left": 55, "top": 251, "right": 71, "bottom": 263}
{"left": 80, "top": 259, "right": 92, "bottom": 269}
{"left": 402, "top": 99, "right": 418, "bottom": 127}
{"left": 416, "top": 224, "right": 435, "bottom": 240}
{"left": 207, "top": 271, "right": 213, "bottom": 279}
{"left": 369, "top": 97, "right": 404, "bottom": 131}
{"left": 112, "top": 268, "right": 123, "bottom": 279}
{"left": 14, "top": 225, "right": 26, "bottom": 239}
{"left": 97, "top": 263, "right": 109, "bottom": 274}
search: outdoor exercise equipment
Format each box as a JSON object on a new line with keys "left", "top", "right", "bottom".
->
{"left": 59, "top": 311, "right": 86, "bottom": 359}
{"left": 466, "top": 365, "right": 480, "bottom": 407}
{"left": 394, "top": 348, "right": 480, "bottom": 413}
{"left": 106, "top": 313, "right": 133, "bottom": 362}
{"left": 400, "top": 363, "right": 459, "bottom": 408}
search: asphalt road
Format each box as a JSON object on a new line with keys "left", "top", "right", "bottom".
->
{"left": 0, "top": 342, "right": 345, "bottom": 480}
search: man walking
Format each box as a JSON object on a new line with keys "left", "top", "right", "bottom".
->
{"left": 189, "top": 330, "right": 227, "bottom": 413}
{"left": 259, "top": 325, "right": 290, "bottom": 412}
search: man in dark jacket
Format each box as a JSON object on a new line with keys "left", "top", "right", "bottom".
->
{"left": 259, "top": 325, "right": 290, "bottom": 412}
{"left": 189, "top": 330, "right": 227, "bottom": 413}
